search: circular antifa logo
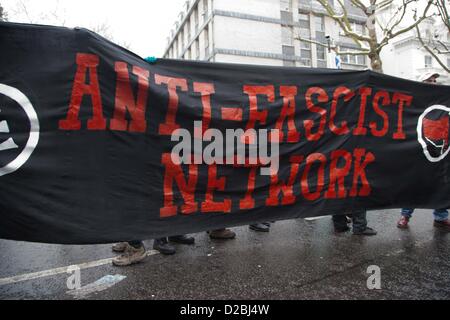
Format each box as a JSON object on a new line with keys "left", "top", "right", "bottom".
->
{"left": 417, "top": 105, "right": 450, "bottom": 163}
{"left": 0, "top": 84, "right": 39, "bottom": 176}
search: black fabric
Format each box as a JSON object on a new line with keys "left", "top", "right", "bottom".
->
{"left": 1, "top": 22, "right": 450, "bottom": 244}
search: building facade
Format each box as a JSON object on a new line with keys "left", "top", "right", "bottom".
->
{"left": 163, "top": 0, "right": 370, "bottom": 70}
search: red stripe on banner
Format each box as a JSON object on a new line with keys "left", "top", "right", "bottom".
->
{"left": 221, "top": 107, "right": 243, "bottom": 121}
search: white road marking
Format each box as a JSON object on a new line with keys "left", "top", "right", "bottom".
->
{"left": 0, "top": 250, "right": 159, "bottom": 286}
{"left": 304, "top": 216, "right": 328, "bottom": 221}
{"left": 66, "top": 274, "right": 127, "bottom": 299}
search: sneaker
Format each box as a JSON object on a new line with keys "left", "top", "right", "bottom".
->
{"left": 168, "top": 235, "right": 195, "bottom": 245}
{"left": 112, "top": 242, "right": 129, "bottom": 253}
{"left": 353, "top": 227, "right": 377, "bottom": 236}
{"left": 397, "top": 216, "right": 410, "bottom": 229}
{"left": 112, "top": 245, "right": 146, "bottom": 266}
{"left": 153, "top": 238, "right": 176, "bottom": 255}
{"left": 434, "top": 219, "right": 450, "bottom": 232}
{"left": 209, "top": 228, "right": 236, "bottom": 240}
{"left": 249, "top": 223, "right": 270, "bottom": 232}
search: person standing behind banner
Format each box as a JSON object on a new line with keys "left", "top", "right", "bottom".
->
{"left": 397, "top": 72, "right": 450, "bottom": 232}
{"left": 332, "top": 210, "right": 377, "bottom": 236}
{"left": 112, "top": 235, "right": 195, "bottom": 266}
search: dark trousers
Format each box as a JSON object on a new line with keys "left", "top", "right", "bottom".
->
{"left": 332, "top": 210, "right": 367, "bottom": 232}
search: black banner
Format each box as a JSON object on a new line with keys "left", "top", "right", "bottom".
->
{"left": 1, "top": 22, "right": 450, "bottom": 244}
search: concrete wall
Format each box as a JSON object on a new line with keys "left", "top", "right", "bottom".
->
{"left": 214, "top": 0, "right": 280, "bottom": 19}
{"left": 213, "top": 15, "right": 282, "bottom": 55}
{"left": 214, "top": 54, "right": 283, "bottom": 66}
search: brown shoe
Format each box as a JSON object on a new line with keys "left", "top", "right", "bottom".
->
{"left": 209, "top": 228, "right": 236, "bottom": 240}
{"left": 112, "top": 245, "right": 146, "bottom": 266}
{"left": 112, "top": 242, "right": 129, "bottom": 253}
{"left": 397, "top": 216, "right": 410, "bottom": 229}
{"left": 434, "top": 219, "right": 450, "bottom": 232}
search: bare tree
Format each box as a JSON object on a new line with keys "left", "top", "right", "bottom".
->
{"left": 10, "top": 0, "right": 66, "bottom": 25}
{"left": 9, "top": 0, "right": 131, "bottom": 50}
{"left": 91, "top": 22, "right": 131, "bottom": 49}
{"left": 296, "top": 0, "right": 435, "bottom": 73}
{"left": 416, "top": 0, "right": 450, "bottom": 73}
{"left": 0, "top": 2, "right": 8, "bottom": 21}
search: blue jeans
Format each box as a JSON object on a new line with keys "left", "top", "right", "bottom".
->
{"left": 401, "top": 208, "right": 449, "bottom": 221}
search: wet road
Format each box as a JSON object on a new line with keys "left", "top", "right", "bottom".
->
{"left": 1, "top": 208, "right": 449, "bottom": 300}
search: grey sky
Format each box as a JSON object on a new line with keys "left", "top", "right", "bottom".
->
{"left": 2, "top": 0, "right": 186, "bottom": 58}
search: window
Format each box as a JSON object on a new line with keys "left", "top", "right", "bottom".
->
{"left": 282, "top": 27, "right": 293, "bottom": 45}
{"left": 340, "top": 22, "right": 366, "bottom": 36}
{"left": 317, "top": 45, "right": 325, "bottom": 60}
{"left": 315, "top": 16, "right": 326, "bottom": 66}
{"left": 340, "top": 47, "right": 366, "bottom": 66}
{"left": 282, "top": 45, "right": 295, "bottom": 56}
{"left": 353, "top": 23, "right": 365, "bottom": 35}
{"left": 314, "top": 16, "right": 324, "bottom": 33}
{"left": 299, "top": 12, "right": 311, "bottom": 66}
{"left": 425, "top": 55, "right": 432, "bottom": 68}
{"left": 280, "top": 10, "right": 293, "bottom": 24}
{"left": 299, "top": 13, "right": 310, "bottom": 28}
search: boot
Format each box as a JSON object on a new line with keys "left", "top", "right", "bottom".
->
{"left": 208, "top": 228, "right": 236, "bottom": 239}
{"left": 434, "top": 219, "right": 450, "bottom": 232}
{"left": 153, "top": 238, "right": 176, "bottom": 255}
{"left": 249, "top": 223, "right": 270, "bottom": 232}
{"left": 353, "top": 227, "right": 377, "bottom": 236}
{"left": 397, "top": 216, "right": 410, "bottom": 229}
{"left": 112, "top": 242, "right": 129, "bottom": 253}
{"left": 112, "top": 244, "right": 146, "bottom": 266}
{"left": 169, "top": 235, "right": 195, "bottom": 245}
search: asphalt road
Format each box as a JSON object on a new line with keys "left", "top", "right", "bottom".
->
{"left": 1, "top": 208, "right": 449, "bottom": 300}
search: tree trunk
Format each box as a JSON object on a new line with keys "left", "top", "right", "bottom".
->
{"left": 369, "top": 51, "right": 383, "bottom": 73}
{"left": 367, "top": 24, "right": 383, "bottom": 74}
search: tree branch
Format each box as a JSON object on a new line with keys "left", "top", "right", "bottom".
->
{"left": 416, "top": 25, "right": 450, "bottom": 73}
{"left": 294, "top": 35, "right": 370, "bottom": 56}
{"left": 379, "top": 0, "right": 434, "bottom": 50}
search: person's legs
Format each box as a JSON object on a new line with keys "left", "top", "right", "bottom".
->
{"left": 433, "top": 209, "right": 450, "bottom": 231}
{"left": 352, "top": 210, "right": 377, "bottom": 236}
{"left": 398, "top": 208, "right": 414, "bottom": 228}
{"left": 332, "top": 214, "right": 350, "bottom": 232}
{"left": 401, "top": 208, "right": 415, "bottom": 218}
{"left": 433, "top": 209, "right": 449, "bottom": 221}
{"left": 352, "top": 210, "right": 367, "bottom": 233}
{"left": 112, "top": 240, "right": 146, "bottom": 266}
